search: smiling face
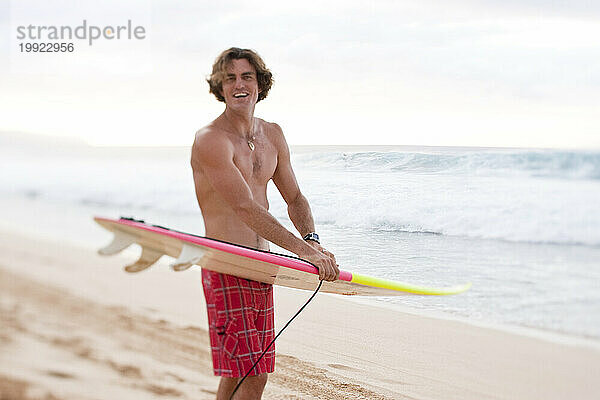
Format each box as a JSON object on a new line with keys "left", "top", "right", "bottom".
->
{"left": 207, "top": 48, "right": 273, "bottom": 104}
{"left": 221, "top": 58, "right": 261, "bottom": 110}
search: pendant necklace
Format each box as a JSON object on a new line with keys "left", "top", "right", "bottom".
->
{"left": 247, "top": 118, "right": 256, "bottom": 151}
{"left": 224, "top": 113, "right": 256, "bottom": 151}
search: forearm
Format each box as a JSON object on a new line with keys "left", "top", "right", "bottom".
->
{"left": 287, "top": 193, "right": 315, "bottom": 237}
{"left": 237, "top": 201, "right": 312, "bottom": 256}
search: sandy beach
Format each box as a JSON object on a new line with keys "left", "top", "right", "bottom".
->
{"left": 0, "top": 227, "right": 598, "bottom": 400}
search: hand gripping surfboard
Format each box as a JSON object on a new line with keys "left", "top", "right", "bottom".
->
{"left": 94, "top": 217, "right": 471, "bottom": 296}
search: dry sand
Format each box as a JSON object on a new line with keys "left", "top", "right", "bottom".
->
{"left": 1, "top": 228, "right": 599, "bottom": 399}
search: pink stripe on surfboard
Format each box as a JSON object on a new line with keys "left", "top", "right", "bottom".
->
{"left": 97, "top": 217, "right": 353, "bottom": 282}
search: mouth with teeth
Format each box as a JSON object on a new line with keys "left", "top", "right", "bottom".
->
{"left": 233, "top": 93, "right": 249, "bottom": 98}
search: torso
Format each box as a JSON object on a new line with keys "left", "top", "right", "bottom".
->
{"left": 192, "top": 117, "right": 278, "bottom": 250}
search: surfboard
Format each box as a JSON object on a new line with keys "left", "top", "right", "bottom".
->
{"left": 94, "top": 217, "right": 471, "bottom": 296}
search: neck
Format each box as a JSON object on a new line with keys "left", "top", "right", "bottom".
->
{"left": 223, "top": 107, "right": 254, "bottom": 137}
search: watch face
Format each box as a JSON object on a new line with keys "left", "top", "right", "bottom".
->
{"left": 304, "top": 233, "right": 319, "bottom": 243}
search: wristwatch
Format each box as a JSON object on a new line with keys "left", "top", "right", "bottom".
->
{"left": 303, "top": 232, "right": 320, "bottom": 244}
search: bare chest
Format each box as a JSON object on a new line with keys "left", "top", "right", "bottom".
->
{"left": 232, "top": 135, "right": 277, "bottom": 185}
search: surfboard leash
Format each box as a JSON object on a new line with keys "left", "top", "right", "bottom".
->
{"left": 229, "top": 280, "right": 324, "bottom": 400}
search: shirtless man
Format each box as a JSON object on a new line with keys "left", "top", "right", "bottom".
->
{"left": 191, "top": 48, "right": 339, "bottom": 400}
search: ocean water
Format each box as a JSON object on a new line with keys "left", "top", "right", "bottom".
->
{"left": 2, "top": 134, "right": 599, "bottom": 339}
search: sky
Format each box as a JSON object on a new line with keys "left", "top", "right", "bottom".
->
{"left": 1, "top": 0, "right": 599, "bottom": 148}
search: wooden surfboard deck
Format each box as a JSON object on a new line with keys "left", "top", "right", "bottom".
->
{"left": 94, "top": 217, "right": 471, "bottom": 296}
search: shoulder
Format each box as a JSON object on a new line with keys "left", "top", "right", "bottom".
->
{"left": 193, "top": 119, "right": 233, "bottom": 152}
{"left": 191, "top": 122, "right": 233, "bottom": 168}
{"left": 257, "top": 119, "right": 287, "bottom": 149}
{"left": 259, "top": 119, "right": 284, "bottom": 136}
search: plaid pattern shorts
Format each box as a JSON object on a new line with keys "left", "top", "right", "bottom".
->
{"left": 202, "top": 268, "right": 275, "bottom": 377}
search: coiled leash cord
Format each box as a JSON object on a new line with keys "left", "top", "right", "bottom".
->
{"left": 229, "top": 280, "right": 324, "bottom": 400}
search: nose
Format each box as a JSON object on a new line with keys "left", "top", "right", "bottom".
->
{"left": 235, "top": 77, "right": 245, "bottom": 88}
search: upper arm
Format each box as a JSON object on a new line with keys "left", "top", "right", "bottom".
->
{"left": 271, "top": 124, "right": 302, "bottom": 205}
{"left": 191, "top": 132, "right": 254, "bottom": 210}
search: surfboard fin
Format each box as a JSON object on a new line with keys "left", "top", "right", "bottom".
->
{"left": 98, "top": 230, "right": 138, "bottom": 255}
{"left": 171, "top": 244, "right": 206, "bottom": 271}
{"left": 124, "top": 246, "right": 164, "bottom": 273}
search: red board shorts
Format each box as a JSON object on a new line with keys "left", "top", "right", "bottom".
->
{"left": 202, "top": 268, "right": 275, "bottom": 377}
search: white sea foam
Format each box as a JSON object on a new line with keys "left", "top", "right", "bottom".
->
{"left": 2, "top": 141, "right": 599, "bottom": 246}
